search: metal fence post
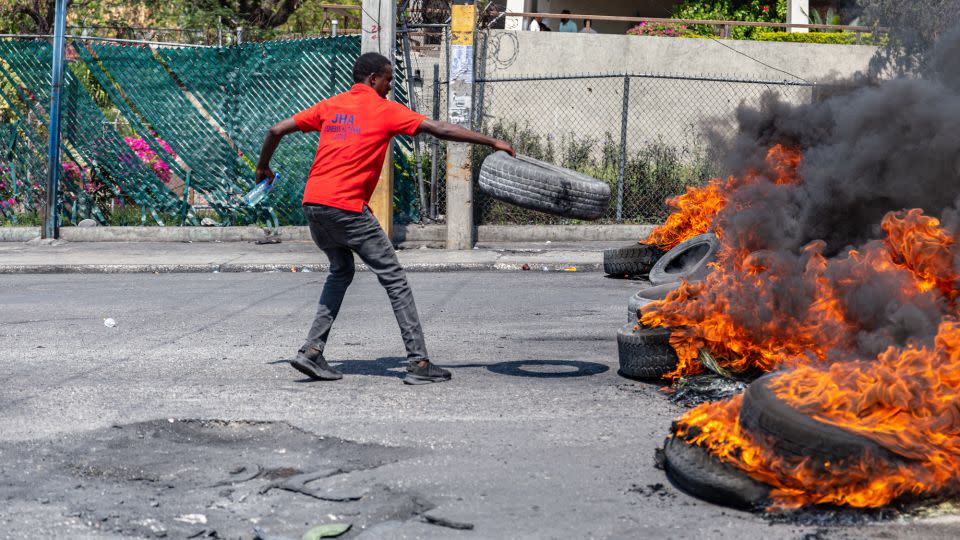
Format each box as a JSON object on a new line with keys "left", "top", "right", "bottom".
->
{"left": 617, "top": 74, "right": 630, "bottom": 222}
{"left": 430, "top": 62, "right": 441, "bottom": 219}
{"left": 43, "top": 0, "right": 68, "bottom": 239}
{"left": 473, "top": 30, "right": 488, "bottom": 130}
{"left": 180, "top": 170, "right": 191, "bottom": 225}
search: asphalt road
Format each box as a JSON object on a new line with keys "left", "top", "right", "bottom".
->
{"left": 0, "top": 273, "right": 956, "bottom": 539}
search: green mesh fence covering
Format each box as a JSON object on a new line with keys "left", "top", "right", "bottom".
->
{"left": 0, "top": 35, "right": 422, "bottom": 227}
{"left": 0, "top": 39, "right": 183, "bottom": 225}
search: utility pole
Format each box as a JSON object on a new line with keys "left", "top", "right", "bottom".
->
{"left": 445, "top": 0, "right": 476, "bottom": 249}
{"left": 362, "top": 0, "right": 396, "bottom": 237}
{"left": 43, "top": 0, "right": 68, "bottom": 239}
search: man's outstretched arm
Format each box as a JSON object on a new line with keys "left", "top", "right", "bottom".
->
{"left": 256, "top": 117, "right": 301, "bottom": 182}
{"left": 416, "top": 119, "right": 515, "bottom": 156}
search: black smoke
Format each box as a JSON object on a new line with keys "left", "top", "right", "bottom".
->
{"left": 698, "top": 5, "right": 960, "bottom": 357}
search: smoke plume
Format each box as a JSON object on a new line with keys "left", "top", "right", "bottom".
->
{"left": 695, "top": 3, "right": 960, "bottom": 357}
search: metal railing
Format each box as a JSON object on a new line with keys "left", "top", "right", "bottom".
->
{"left": 505, "top": 12, "right": 886, "bottom": 42}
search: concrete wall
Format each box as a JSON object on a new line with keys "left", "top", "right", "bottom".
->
{"left": 471, "top": 31, "right": 876, "bottom": 156}
{"left": 481, "top": 29, "right": 876, "bottom": 80}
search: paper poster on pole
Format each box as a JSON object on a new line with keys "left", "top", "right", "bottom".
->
{"left": 448, "top": 90, "right": 473, "bottom": 127}
{"left": 450, "top": 45, "right": 474, "bottom": 83}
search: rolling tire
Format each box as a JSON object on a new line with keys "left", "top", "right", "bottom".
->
{"left": 478, "top": 151, "right": 611, "bottom": 220}
{"left": 662, "top": 437, "right": 771, "bottom": 511}
{"left": 738, "top": 374, "right": 911, "bottom": 464}
{"left": 603, "top": 243, "right": 664, "bottom": 277}
{"left": 628, "top": 282, "right": 682, "bottom": 323}
{"left": 649, "top": 233, "right": 720, "bottom": 286}
{"left": 616, "top": 323, "right": 678, "bottom": 380}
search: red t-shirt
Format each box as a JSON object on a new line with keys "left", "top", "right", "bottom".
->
{"left": 293, "top": 84, "right": 426, "bottom": 212}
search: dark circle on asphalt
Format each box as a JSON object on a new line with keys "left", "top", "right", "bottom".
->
{"left": 485, "top": 360, "right": 610, "bottom": 378}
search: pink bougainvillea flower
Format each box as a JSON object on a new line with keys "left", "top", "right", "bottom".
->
{"left": 124, "top": 136, "right": 175, "bottom": 184}
{"left": 156, "top": 138, "right": 176, "bottom": 156}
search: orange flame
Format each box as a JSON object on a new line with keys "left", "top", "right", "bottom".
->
{"left": 641, "top": 152, "right": 956, "bottom": 380}
{"left": 674, "top": 320, "right": 960, "bottom": 509}
{"left": 642, "top": 144, "right": 801, "bottom": 251}
{"left": 652, "top": 143, "right": 960, "bottom": 508}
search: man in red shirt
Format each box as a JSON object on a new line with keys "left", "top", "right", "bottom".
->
{"left": 256, "top": 52, "right": 514, "bottom": 385}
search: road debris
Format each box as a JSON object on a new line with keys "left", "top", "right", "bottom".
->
{"left": 103, "top": 318, "right": 117, "bottom": 328}
{"left": 421, "top": 512, "right": 475, "bottom": 530}
{"left": 175, "top": 513, "right": 207, "bottom": 525}
{"left": 302, "top": 522, "right": 352, "bottom": 539}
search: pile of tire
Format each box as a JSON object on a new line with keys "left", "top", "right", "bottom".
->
{"left": 661, "top": 373, "right": 916, "bottom": 510}
{"left": 603, "top": 243, "right": 664, "bottom": 278}
{"left": 616, "top": 234, "right": 720, "bottom": 381}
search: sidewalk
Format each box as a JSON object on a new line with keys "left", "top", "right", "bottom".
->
{"left": 0, "top": 239, "right": 619, "bottom": 274}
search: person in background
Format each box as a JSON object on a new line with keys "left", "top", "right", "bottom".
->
{"left": 558, "top": 10, "right": 578, "bottom": 32}
{"left": 529, "top": 16, "right": 550, "bottom": 31}
{"left": 580, "top": 18, "right": 598, "bottom": 34}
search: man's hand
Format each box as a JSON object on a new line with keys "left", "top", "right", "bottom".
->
{"left": 256, "top": 166, "right": 275, "bottom": 184}
{"left": 493, "top": 140, "right": 515, "bottom": 157}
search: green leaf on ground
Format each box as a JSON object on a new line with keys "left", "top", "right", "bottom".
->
{"left": 302, "top": 523, "right": 352, "bottom": 540}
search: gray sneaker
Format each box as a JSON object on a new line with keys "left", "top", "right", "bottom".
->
{"left": 290, "top": 348, "right": 342, "bottom": 381}
{"left": 403, "top": 361, "right": 452, "bottom": 385}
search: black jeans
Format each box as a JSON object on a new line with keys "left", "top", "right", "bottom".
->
{"left": 301, "top": 204, "right": 428, "bottom": 363}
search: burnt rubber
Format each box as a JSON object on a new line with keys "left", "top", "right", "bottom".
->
{"left": 478, "top": 151, "right": 611, "bottom": 220}
{"left": 627, "top": 282, "right": 682, "bottom": 323}
{"left": 603, "top": 243, "right": 665, "bottom": 277}
{"left": 662, "top": 437, "right": 771, "bottom": 511}
{"left": 648, "top": 233, "right": 720, "bottom": 286}
{"left": 616, "top": 323, "right": 678, "bottom": 380}
{"left": 739, "top": 374, "right": 911, "bottom": 463}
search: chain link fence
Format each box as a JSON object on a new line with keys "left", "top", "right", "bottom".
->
{"left": 0, "top": 33, "right": 435, "bottom": 227}
{"left": 471, "top": 71, "right": 816, "bottom": 225}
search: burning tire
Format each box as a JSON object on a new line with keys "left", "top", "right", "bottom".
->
{"left": 478, "top": 151, "right": 611, "bottom": 220}
{"left": 739, "top": 374, "right": 909, "bottom": 464}
{"left": 662, "top": 436, "right": 771, "bottom": 510}
{"left": 628, "top": 282, "right": 682, "bottom": 323}
{"left": 648, "top": 233, "right": 720, "bottom": 286}
{"left": 617, "top": 323, "right": 678, "bottom": 379}
{"left": 603, "top": 242, "right": 664, "bottom": 277}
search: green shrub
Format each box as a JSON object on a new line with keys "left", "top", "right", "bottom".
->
{"left": 754, "top": 31, "right": 886, "bottom": 45}
{"left": 672, "top": 0, "right": 786, "bottom": 40}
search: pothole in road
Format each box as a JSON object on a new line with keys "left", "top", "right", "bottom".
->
{"left": 1, "top": 419, "right": 431, "bottom": 538}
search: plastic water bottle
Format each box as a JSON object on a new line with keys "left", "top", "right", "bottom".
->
{"left": 242, "top": 174, "right": 277, "bottom": 207}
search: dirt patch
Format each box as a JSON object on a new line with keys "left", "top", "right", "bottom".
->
{"left": 0, "top": 419, "right": 428, "bottom": 538}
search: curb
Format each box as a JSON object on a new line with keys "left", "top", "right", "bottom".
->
{"left": 0, "top": 224, "right": 653, "bottom": 243}
{"left": 0, "top": 262, "right": 604, "bottom": 274}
